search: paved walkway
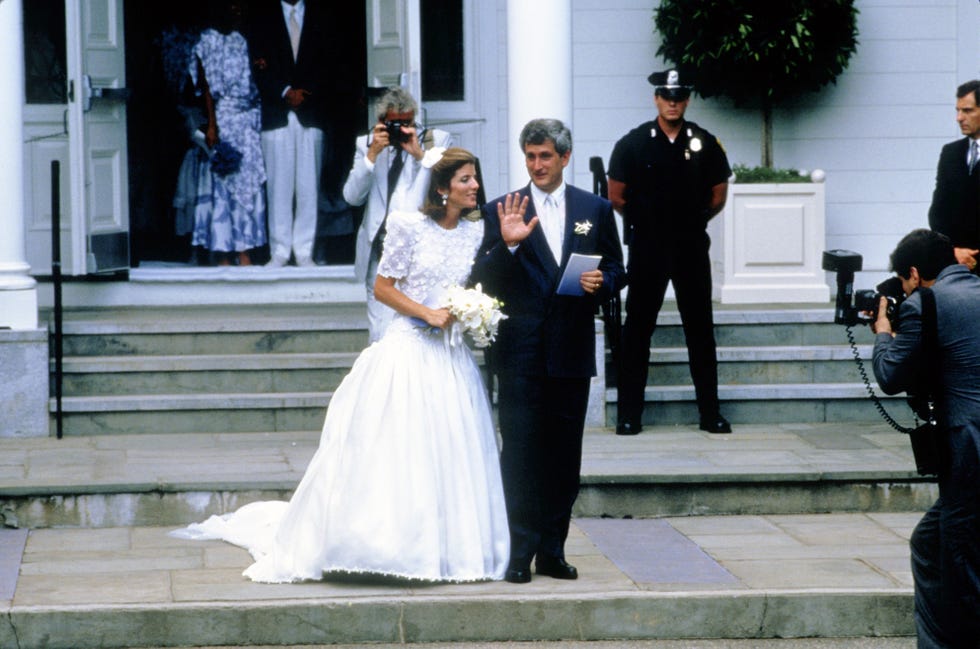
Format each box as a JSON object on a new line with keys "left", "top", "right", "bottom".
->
{"left": 0, "top": 424, "right": 925, "bottom": 647}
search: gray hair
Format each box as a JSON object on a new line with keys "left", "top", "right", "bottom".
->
{"left": 519, "top": 118, "right": 572, "bottom": 156}
{"left": 375, "top": 86, "right": 418, "bottom": 121}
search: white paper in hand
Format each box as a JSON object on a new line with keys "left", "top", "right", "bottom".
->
{"left": 556, "top": 253, "right": 601, "bottom": 295}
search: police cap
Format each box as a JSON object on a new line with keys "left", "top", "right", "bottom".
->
{"left": 648, "top": 69, "right": 692, "bottom": 101}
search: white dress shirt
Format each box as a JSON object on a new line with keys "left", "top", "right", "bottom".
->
{"left": 530, "top": 181, "right": 567, "bottom": 263}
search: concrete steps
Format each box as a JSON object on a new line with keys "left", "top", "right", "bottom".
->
{"left": 603, "top": 306, "right": 899, "bottom": 426}
{"left": 47, "top": 303, "right": 904, "bottom": 436}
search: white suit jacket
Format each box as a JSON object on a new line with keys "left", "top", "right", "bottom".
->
{"left": 343, "top": 128, "right": 452, "bottom": 282}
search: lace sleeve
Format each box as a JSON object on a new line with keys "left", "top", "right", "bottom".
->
{"left": 377, "top": 211, "right": 423, "bottom": 280}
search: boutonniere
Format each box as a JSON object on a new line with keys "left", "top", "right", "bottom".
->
{"left": 574, "top": 220, "right": 593, "bottom": 236}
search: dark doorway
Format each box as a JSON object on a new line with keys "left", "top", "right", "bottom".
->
{"left": 123, "top": 0, "right": 366, "bottom": 268}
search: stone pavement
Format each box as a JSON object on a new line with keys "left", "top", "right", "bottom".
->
{"left": 0, "top": 423, "right": 926, "bottom": 647}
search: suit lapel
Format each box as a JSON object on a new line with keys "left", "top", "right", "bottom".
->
{"left": 559, "top": 187, "right": 579, "bottom": 267}
{"left": 376, "top": 147, "right": 391, "bottom": 207}
{"left": 522, "top": 188, "right": 560, "bottom": 277}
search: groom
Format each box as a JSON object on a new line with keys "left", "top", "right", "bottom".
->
{"left": 472, "top": 118, "right": 625, "bottom": 583}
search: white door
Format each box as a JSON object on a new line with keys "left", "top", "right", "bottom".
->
{"left": 63, "top": 0, "right": 129, "bottom": 275}
{"left": 365, "top": 0, "right": 421, "bottom": 123}
{"left": 365, "top": 0, "right": 499, "bottom": 196}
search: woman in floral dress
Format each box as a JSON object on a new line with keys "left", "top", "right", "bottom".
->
{"left": 190, "top": 1, "right": 266, "bottom": 265}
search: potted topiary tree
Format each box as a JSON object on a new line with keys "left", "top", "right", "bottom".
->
{"left": 654, "top": 0, "right": 859, "bottom": 303}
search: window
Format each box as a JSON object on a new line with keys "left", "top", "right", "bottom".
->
{"left": 23, "top": 0, "right": 68, "bottom": 104}
{"left": 420, "top": 0, "right": 464, "bottom": 102}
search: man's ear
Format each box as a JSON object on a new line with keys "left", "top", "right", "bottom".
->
{"left": 909, "top": 266, "right": 921, "bottom": 287}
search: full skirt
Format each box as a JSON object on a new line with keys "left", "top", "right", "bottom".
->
{"left": 172, "top": 321, "right": 510, "bottom": 583}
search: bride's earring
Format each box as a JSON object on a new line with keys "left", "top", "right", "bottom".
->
{"left": 440, "top": 193, "right": 448, "bottom": 206}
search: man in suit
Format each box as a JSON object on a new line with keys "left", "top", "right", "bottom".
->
{"left": 249, "top": 0, "right": 331, "bottom": 267}
{"left": 871, "top": 229, "right": 980, "bottom": 648}
{"left": 343, "top": 87, "right": 451, "bottom": 342}
{"left": 928, "top": 79, "right": 980, "bottom": 274}
{"left": 472, "top": 119, "right": 625, "bottom": 584}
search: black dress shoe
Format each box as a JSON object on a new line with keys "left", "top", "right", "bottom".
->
{"left": 615, "top": 420, "right": 642, "bottom": 436}
{"left": 535, "top": 557, "right": 578, "bottom": 580}
{"left": 504, "top": 567, "right": 532, "bottom": 583}
{"left": 699, "top": 414, "right": 732, "bottom": 434}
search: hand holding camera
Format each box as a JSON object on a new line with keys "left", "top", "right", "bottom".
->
{"left": 367, "top": 120, "right": 424, "bottom": 163}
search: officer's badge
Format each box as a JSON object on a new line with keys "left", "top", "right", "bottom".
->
{"left": 690, "top": 137, "right": 702, "bottom": 152}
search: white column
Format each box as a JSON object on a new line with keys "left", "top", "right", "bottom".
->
{"left": 506, "top": 0, "right": 573, "bottom": 189}
{"left": 0, "top": 0, "right": 38, "bottom": 330}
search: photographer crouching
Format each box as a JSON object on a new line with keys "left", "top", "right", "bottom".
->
{"left": 871, "top": 228, "right": 980, "bottom": 648}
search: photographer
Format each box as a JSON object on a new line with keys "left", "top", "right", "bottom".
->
{"left": 871, "top": 228, "right": 980, "bottom": 648}
{"left": 343, "top": 87, "right": 451, "bottom": 341}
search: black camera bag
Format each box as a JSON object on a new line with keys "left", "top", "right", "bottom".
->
{"left": 907, "top": 287, "right": 944, "bottom": 477}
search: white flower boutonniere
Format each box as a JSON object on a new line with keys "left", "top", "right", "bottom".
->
{"left": 420, "top": 146, "right": 447, "bottom": 169}
{"left": 574, "top": 220, "right": 593, "bottom": 236}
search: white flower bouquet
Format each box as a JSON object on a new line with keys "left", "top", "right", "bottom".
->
{"left": 445, "top": 283, "right": 507, "bottom": 348}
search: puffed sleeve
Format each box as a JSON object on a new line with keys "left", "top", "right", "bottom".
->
{"left": 376, "top": 211, "right": 422, "bottom": 280}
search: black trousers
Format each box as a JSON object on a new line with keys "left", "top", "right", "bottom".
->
{"left": 910, "top": 454, "right": 980, "bottom": 647}
{"left": 617, "top": 232, "right": 720, "bottom": 423}
{"left": 496, "top": 373, "right": 590, "bottom": 567}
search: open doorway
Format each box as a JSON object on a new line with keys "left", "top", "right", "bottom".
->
{"left": 123, "top": 0, "right": 367, "bottom": 268}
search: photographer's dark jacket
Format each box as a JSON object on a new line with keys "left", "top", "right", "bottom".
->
{"left": 872, "top": 262, "right": 980, "bottom": 645}
{"left": 873, "top": 263, "right": 980, "bottom": 438}
{"left": 928, "top": 137, "right": 980, "bottom": 250}
{"left": 607, "top": 119, "right": 730, "bottom": 245}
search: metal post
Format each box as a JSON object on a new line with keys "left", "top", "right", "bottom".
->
{"left": 51, "top": 160, "right": 63, "bottom": 439}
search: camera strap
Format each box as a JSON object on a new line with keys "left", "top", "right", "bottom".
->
{"left": 909, "top": 287, "right": 945, "bottom": 476}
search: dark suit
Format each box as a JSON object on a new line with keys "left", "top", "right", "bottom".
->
{"left": 472, "top": 184, "right": 624, "bottom": 567}
{"left": 928, "top": 138, "right": 980, "bottom": 252}
{"left": 873, "top": 264, "right": 980, "bottom": 647}
{"left": 247, "top": 0, "right": 335, "bottom": 265}
{"left": 247, "top": 0, "right": 332, "bottom": 132}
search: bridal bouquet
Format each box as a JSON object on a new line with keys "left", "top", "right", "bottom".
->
{"left": 445, "top": 284, "right": 507, "bottom": 348}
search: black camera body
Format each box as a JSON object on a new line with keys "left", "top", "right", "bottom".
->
{"left": 384, "top": 120, "right": 412, "bottom": 145}
{"left": 822, "top": 249, "right": 906, "bottom": 326}
{"left": 854, "top": 276, "right": 906, "bottom": 326}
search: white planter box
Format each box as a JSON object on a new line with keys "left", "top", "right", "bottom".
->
{"left": 710, "top": 182, "right": 831, "bottom": 304}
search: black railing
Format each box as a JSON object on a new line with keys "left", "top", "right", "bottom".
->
{"left": 51, "top": 160, "right": 64, "bottom": 439}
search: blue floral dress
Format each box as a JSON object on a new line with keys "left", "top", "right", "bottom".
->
{"left": 190, "top": 29, "right": 267, "bottom": 253}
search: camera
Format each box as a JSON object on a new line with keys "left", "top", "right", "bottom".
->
{"left": 384, "top": 120, "right": 413, "bottom": 145}
{"left": 854, "top": 276, "right": 906, "bottom": 326}
{"left": 822, "top": 249, "right": 905, "bottom": 326}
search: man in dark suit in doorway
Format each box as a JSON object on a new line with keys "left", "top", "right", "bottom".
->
{"left": 248, "top": 0, "right": 332, "bottom": 266}
{"left": 472, "top": 118, "right": 625, "bottom": 584}
{"left": 929, "top": 79, "right": 980, "bottom": 274}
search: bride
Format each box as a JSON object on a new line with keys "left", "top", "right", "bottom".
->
{"left": 173, "top": 147, "right": 510, "bottom": 583}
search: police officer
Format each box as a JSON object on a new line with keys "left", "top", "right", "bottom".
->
{"left": 608, "top": 69, "right": 732, "bottom": 435}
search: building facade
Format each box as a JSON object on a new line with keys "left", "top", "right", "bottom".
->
{"left": 1, "top": 0, "right": 977, "bottom": 435}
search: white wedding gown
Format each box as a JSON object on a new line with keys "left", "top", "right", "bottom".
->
{"left": 172, "top": 210, "right": 510, "bottom": 582}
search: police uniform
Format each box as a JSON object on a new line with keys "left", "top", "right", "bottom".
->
{"left": 609, "top": 86, "right": 731, "bottom": 433}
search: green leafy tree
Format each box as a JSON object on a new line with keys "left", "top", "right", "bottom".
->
{"left": 655, "top": 0, "right": 859, "bottom": 168}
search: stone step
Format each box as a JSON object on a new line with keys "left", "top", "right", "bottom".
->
{"left": 628, "top": 344, "right": 871, "bottom": 386}
{"left": 604, "top": 382, "right": 910, "bottom": 427}
{"left": 59, "top": 352, "right": 359, "bottom": 395}
{"left": 1, "top": 514, "right": 917, "bottom": 647}
{"left": 53, "top": 392, "right": 332, "bottom": 435}
{"left": 2, "top": 426, "right": 935, "bottom": 529}
{"left": 52, "top": 378, "right": 911, "bottom": 435}
{"left": 58, "top": 345, "right": 868, "bottom": 396}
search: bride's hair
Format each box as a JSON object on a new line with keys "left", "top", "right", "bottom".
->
{"left": 422, "top": 147, "right": 479, "bottom": 221}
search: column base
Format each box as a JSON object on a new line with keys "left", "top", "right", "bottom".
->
{"left": 0, "top": 328, "right": 49, "bottom": 437}
{"left": 0, "top": 282, "right": 39, "bottom": 329}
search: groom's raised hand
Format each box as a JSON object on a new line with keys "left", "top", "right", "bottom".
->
{"left": 497, "top": 193, "right": 536, "bottom": 248}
